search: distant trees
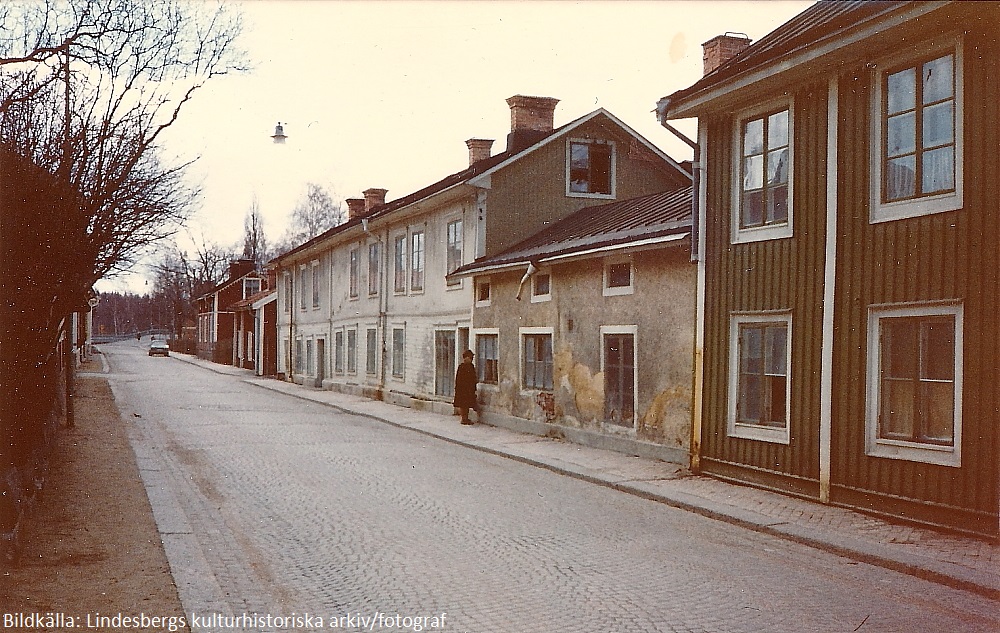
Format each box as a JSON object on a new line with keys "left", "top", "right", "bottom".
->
{"left": 273, "top": 183, "right": 344, "bottom": 255}
{"left": 242, "top": 197, "right": 271, "bottom": 269}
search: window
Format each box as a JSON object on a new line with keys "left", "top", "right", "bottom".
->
{"left": 306, "top": 339, "right": 314, "bottom": 376}
{"left": 446, "top": 219, "right": 463, "bottom": 285}
{"left": 872, "top": 42, "right": 963, "bottom": 222}
{"left": 522, "top": 332, "right": 553, "bottom": 391}
{"left": 346, "top": 328, "right": 357, "bottom": 374}
{"left": 733, "top": 106, "right": 791, "bottom": 244}
{"left": 283, "top": 272, "right": 292, "bottom": 313}
{"left": 476, "top": 280, "right": 491, "bottom": 306}
{"left": 568, "top": 140, "right": 614, "bottom": 197}
{"left": 410, "top": 231, "right": 425, "bottom": 292}
{"left": 728, "top": 313, "right": 791, "bottom": 443}
{"left": 334, "top": 330, "right": 344, "bottom": 373}
{"left": 366, "top": 327, "right": 378, "bottom": 375}
{"left": 603, "top": 260, "right": 633, "bottom": 296}
{"left": 476, "top": 333, "right": 499, "bottom": 385}
{"left": 244, "top": 277, "right": 261, "bottom": 300}
{"left": 298, "top": 266, "right": 307, "bottom": 310}
{"left": 602, "top": 328, "right": 636, "bottom": 428}
{"left": 368, "top": 243, "right": 380, "bottom": 296}
{"left": 531, "top": 272, "right": 551, "bottom": 302}
{"left": 311, "top": 263, "right": 320, "bottom": 308}
{"left": 391, "top": 328, "right": 405, "bottom": 378}
{"left": 866, "top": 303, "right": 962, "bottom": 466}
{"left": 393, "top": 234, "right": 406, "bottom": 293}
{"left": 295, "top": 338, "right": 304, "bottom": 374}
{"left": 349, "top": 248, "right": 359, "bottom": 298}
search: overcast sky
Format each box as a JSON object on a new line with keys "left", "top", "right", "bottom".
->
{"left": 97, "top": 0, "right": 813, "bottom": 294}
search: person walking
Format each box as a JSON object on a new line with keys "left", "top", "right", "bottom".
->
{"left": 454, "top": 349, "right": 479, "bottom": 425}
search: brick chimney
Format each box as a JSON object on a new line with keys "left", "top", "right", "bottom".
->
{"left": 363, "top": 188, "right": 388, "bottom": 214}
{"left": 466, "top": 138, "right": 494, "bottom": 166}
{"left": 228, "top": 258, "right": 255, "bottom": 281}
{"left": 506, "top": 95, "right": 559, "bottom": 152}
{"left": 346, "top": 198, "right": 366, "bottom": 220}
{"left": 702, "top": 33, "right": 751, "bottom": 76}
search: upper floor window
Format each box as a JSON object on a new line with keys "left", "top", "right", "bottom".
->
{"left": 872, "top": 42, "right": 963, "bottom": 222}
{"left": 728, "top": 312, "right": 791, "bottom": 444}
{"left": 243, "top": 277, "right": 261, "bottom": 300}
{"left": 298, "top": 266, "right": 308, "bottom": 310}
{"left": 866, "top": 303, "right": 962, "bottom": 467}
{"left": 732, "top": 105, "right": 792, "bottom": 244}
{"left": 568, "top": 140, "right": 614, "bottom": 197}
{"left": 349, "top": 248, "right": 359, "bottom": 299}
{"left": 410, "top": 231, "right": 425, "bottom": 292}
{"left": 531, "top": 272, "right": 551, "bottom": 303}
{"left": 476, "top": 279, "right": 491, "bottom": 307}
{"left": 283, "top": 272, "right": 291, "bottom": 313}
{"left": 311, "top": 262, "right": 320, "bottom": 308}
{"left": 446, "top": 219, "right": 463, "bottom": 285}
{"left": 393, "top": 234, "right": 406, "bottom": 293}
{"left": 603, "top": 260, "right": 633, "bottom": 297}
{"left": 368, "top": 243, "right": 380, "bottom": 296}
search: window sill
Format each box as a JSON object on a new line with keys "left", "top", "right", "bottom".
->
{"left": 567, "top": 191, "right": 614, "bottom": 200}
{"left": 732, "top": 222, "right": 792, "bottom": 244}
{"left": 530, "top": 294, "right": 551, "bottom": 304}
{"left": 728, "top": 422, "right": 790, "bottom": 445}
{"left": 603, "top": 286, "right": 634, "bottom": 297}
{"left": 870, "top": 191, "right": 962, "bottom": 224}
{"left": 866, "top": 439, "right": 961, "bottom": 467}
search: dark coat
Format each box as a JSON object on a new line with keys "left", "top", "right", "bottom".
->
{"left": 454, "top": 362, "right": 478, "bottom": 408}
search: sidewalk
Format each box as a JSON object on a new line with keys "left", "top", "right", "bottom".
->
{"left": 171, "top": 353, "right": 999, "bottom": 601}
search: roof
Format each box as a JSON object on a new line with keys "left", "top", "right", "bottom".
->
{"left": 269, "top": 108, "right": 688, "bottom": 267}
{"left": 229, "top": 287, "right": 276, "bottom": 311}
{"left": 195, "top": 270, "right": 261, "bottom": 303}
{"left": 450, "top": 185, "right": 693, "bottom": 277}
{"left": 658, "top": 0, "right": 912, "bottom": 117}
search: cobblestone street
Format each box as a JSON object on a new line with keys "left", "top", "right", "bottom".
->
{"left": 104, "top": 343, "right": 999, "bottom": 633}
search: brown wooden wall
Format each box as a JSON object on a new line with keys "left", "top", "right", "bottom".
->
{"left": 830, "top": 31, "right": 1000, "bottom": 534}
{"left": 700, "top": 82, "right": 830, "bottom": 496}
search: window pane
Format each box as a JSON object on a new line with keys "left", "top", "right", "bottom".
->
{"left": 591, "top": 144, "right": 612, "bottom": 194}
{"left": 767, "top": 185, "right": 789, "bottom": 224}
{"left": 887, "top": 112, "right": 916, "bottom": 157}
{"left": 766, "top": 148, "right": 788, "bottom": 185}
{"left": 922, "top": 319, "right": 955, "bottom": 380}
{"left": 742, "top": 191, "right": 763, "bottom": 227}
{"left": 742, "top": 155, "right": 763, "bottom": 190}
{"left": 922, "top": 55, "right": 954, "bottom": 104}
{"left": 922, "top": 146, "right": 954, "bottom": 194}
{"left": 608, "top": 262, "right": 630, "bottom": 287}
{"left": 921, "top": 381, "right": 955, "bottom": 444}
{"left": 767, "top": 110, "right": 788, "bottom": 148}
{"left": 738, "top": 374, "right": 762, "bottom": 422}
{"left": 922, "top": 101, "right": 954, "bottom": 148}
{"left": 883, "top": 319, "right": 918, "bottom": 379}
{"left": 880, "top": 378, "right": 915, "bottom": 439}
{"left": 764, "top": 326, "right": 787, "bottom": 375}
{"left": 765, "top": 375, "right": 787, "bottom": 426}
{"left": 887, "top": 67, "right": 916, "bottom": 114}
{"left": 885, "top": 156, "right": 916, "bottom": 201}
{"left": 744, "top": 118, "right": 763, "bottom": 156}
{"left": 740, "top": 326, "right": 763, "bottom": 374}
{"left": 534, "top": 274, "right": 550, "bottom": 296}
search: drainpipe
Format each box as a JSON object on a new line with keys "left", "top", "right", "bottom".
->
{"left": 379, "top": 225, "right": 390, "bottom": 400}
{"left": 657, "top": 98, "right": 705, "bottom": 472}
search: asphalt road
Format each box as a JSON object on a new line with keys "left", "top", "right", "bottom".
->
{"left": 103, "top": 341, "right": 1000, "bottom": 633}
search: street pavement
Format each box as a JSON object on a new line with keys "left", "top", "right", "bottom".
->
{"left": 101, "top": 341, "right": 999, "bottom": 632}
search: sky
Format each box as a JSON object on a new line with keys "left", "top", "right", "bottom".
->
{"left": 96, "top": 0, "right": 813, "bottom": 294}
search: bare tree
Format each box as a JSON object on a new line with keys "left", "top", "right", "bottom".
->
{"left": 274, "top": 182, "right": 344, "bottom": 255}
{"left": 242, "top": 196, "right": 270, "bottom": 268}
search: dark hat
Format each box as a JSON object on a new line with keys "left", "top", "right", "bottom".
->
{"left": 462, "top": 349, "right": 474, "bottom": 358}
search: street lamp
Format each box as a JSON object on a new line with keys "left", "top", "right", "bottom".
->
{"left": 271, "top": 122, "right": 287, "bottom": 144}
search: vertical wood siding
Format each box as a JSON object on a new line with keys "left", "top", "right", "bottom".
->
{"left": 701, "top": 82, "right": 829, "bottom": 492}
{"left": 831, "top": 32, "right": 999, "bottom": 533}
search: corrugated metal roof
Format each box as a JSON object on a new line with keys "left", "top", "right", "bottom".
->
{"left": 663, "top": 0, "right": 908, "bottom": 107}
{"left": 452, "top": 186, "right": 693, "bottom": 275}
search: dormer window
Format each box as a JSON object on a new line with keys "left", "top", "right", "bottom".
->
{"left": 567, "top": 140, "right": 614, "bottom": 197}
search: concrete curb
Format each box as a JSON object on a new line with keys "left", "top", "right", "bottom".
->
{"left": 169, "top": 352, "right": 1000, "bottom": 601}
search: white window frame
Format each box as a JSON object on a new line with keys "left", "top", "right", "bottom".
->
{"left": 519, "top": 326, "right": 554, "bottom": 392}
{"left": 282, "top": 272, "right": 292, "bottom": 313}
{"left": 298, "top": 265, "right": 308, "bottom": 311}
{"left": 602, "top": 257, "right": 634, "bottom": 297}
{"left": 727, "top": 312, "right": 792, "bottom": 444}
{"left": 600, "top": 325, "right": 638, "bottom": 429}
{"left": 566, "top": 138, "right": 616, "bottom": 199}
{"left": 731, "top": 98, "right": 794, "bottom": 244}
{"left": 446, "top": 217, "right": 463, "bottom": 288}
{"left": 391, "top": 326, "right": 405, "bottom": 380}
{"left": 349, "top": 247, "right": 360, "bottom": 299}
{"left": 365, "top": 326, "right": 378, "bottom": 375}
{"left": 346, "top": 326, "right": 358, "bottom": 375}
{"left": 306, "top": 336, "right": 315, "bottom": 377}
{"left": 475, "top": 277, "right": 491, "bottom": 307}
{"left": 530, "top": 271, "right": 552, "bottom": 303}
{"left": 870, "top": 36, "right": 964, "bottom": 224}
{"left": 410, "top": 230, "right": 425, "bottom": 293}
{"left": 368, "top": 242, "right": 380, "bottom": 297}
{"left": 311, "top": 260, "right": 320, "bottom": 308}
{"left": 393, "top": 233, "right": 407, "bottom": 294}
{"left": 334, "top": 328, "right": 345, "bottom": 374}
{"left": 474, "top": 328, "right": 500, "bottom": 387}
{"left": 865, "top": 302, "right": 963, "bottom": 467}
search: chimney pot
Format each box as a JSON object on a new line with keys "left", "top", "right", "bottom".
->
{"left": 346, "top": 198, "right": 366, "bottom": 220}
{"left": 466, "top": 138, "right": 495, "bottom": 166}
{"left": 362, "top": 188, "right": 388, "bottom": 214}
{"left": 702, "top": 33, "right": 750, "bottom": 76}
{"left": 505, "top": 95, "right": 559, "bottom": 152}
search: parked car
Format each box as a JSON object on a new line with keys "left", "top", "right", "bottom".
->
{"left": 148, "top": 340, "right": 170, "bottom": 357}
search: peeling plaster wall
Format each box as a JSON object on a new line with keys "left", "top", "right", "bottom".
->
{"left": 474, "top": 245, "right": 695, "bottom": 450}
